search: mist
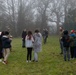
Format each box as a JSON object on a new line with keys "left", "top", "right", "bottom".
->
{"left": 0, "top": 0, "right": 76, "bottom": 36}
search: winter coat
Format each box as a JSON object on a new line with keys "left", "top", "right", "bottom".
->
{"left": 62, "top": 35, "right": 70, "bottom": 47}
{"left": 33, "top": 32, "right": 42, "bottom": 52}
{"left": 2, "top": 35, "right": 11, "bottom": 48}
{"left": 22, "top": 31, "right": 27, "bottom": 41}
{"left": 25, "top": 35, "right": 34, "bottom": 48}
{"left": 74, "top": 36, "right": 76, "bottom": 47}
{"left": 69, "top": 33, "right": 76, "bottom": 47}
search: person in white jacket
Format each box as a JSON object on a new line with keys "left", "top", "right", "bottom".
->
{"left": 25, "top": 31, "right": 34, "bottom": 62}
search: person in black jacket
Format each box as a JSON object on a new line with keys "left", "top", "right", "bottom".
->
{"left": 42, "top": 29, "right": 48, "bottom": 44}
{"left": 62, "top": 30, "right": 70, "bottom": 61}
{"left": 2, "top": 31, "right": 12, "bottom": 64}
{"left": 22, "top": 29, "right": 27, "bottom": 48}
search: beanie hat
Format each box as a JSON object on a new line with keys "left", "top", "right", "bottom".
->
{"left": 71, "top": 30, "right": 74, "bottom": 33}
{"left": 63, "top": 30, "right": 68, "bottom": 35}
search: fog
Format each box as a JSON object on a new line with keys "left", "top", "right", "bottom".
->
{"left": 0, "top": 0, "right": 76, "bottom": 36}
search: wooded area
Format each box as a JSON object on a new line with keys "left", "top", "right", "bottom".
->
{"left": 0, "top": 0, "right": 76, "bottom": 36}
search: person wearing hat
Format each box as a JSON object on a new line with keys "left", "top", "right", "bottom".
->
{"left": 62, "top": 30, "right": 70, "bottom": 61}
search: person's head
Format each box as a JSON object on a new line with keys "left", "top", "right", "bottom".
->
{"left": 24, "top": 29, "right": 26, "bottom": 31}
{"left": 27, "top": 31, "right": 32, "bottom": 36}
{"left": 70, "top": 30, "right": 75, "bottom": 34}
{"left": 4, "top": 31, "right": 9, "bottom": 36}
{"left": 35, "top": 29, "right": 39, "bottom": 33}
{"left": 1, "top": 31, "right": 5, "bottom": 36}
{"left": 59, "top": 27, "right": 63, "bottom": 31}
{"left": 63, "top": 30, "right": 68, "bottom": 35}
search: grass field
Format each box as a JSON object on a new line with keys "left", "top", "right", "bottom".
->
{"left": 0, "top": 36, "right": 76, "bottom": 75}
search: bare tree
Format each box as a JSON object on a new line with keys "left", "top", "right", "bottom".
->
{"left": 36, "top": 0, "right": 52, "bottom": 31}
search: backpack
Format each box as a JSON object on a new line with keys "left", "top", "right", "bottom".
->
{"left": 74, "top": 37, "right": 76, "bottom": 46}
{"left": 63, "top": 35, "right": 70, "bottom": 47}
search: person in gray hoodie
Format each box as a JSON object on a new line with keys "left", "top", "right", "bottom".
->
{"left": 33, "top": 29, "right": 42, "bottom": 62}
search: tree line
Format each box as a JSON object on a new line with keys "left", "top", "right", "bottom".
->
{"left": 0, "top": 0, "right": 76, "bottom": 36}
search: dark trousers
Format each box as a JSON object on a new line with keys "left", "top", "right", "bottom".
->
{"left": 70, "top": 47, "right": 74, "bottom": 58}
{"left": 43, "top": 36, "right": 47, "bottom": 44}
{"left": 63, "top": 47, "right": 70, "bottom": 61}
{"left": 59, "top": 40, "right": 63, "bottom": 54}
{"left": 22, "top": 39, "right": 25, "bottom": 47}
{"left": 74, "top": 46, "right": 76, "bottom": 58}
{"left": 27, "top": 48, "right": 32, "bottom": 60}
{"left": 0, "top": 48, "right": 3, "bottom": 59}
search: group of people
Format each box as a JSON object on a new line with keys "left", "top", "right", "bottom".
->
{"left": 1, "top": 26, "right": 76, "bottom": 65}
{"left": 59, "top": 27, "right": 76, "bottom": 61}
{"left": 22, "top": 29, "right": 42, "bottom": 62}
{"left": 0, "top": 31, "right": 12, "bottom": 64}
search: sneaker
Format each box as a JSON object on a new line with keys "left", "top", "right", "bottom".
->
{"left": 2, "top": 61, "right": 8, "bottom": 64}
{"left": 0, "top": 59, "right": 2, "bottom": 62}
{"left": 2, "top": 61, "right": 6, "bottom": 64}
{"left": 26, "top": 60, "right": 28, "bottom": 62}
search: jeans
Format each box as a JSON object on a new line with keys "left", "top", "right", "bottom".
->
{"left": 63, "top": 47, "right": 70, "bottom": 61}
{"left": 60, "top": 40, "right": 63, "bottom": 54}
{"left": 34, "top": 52, "right": 38, "bottom": 61}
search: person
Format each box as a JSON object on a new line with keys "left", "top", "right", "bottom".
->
{"left": 25, "top": 31, "right": 34, "bottom": 62}
{"left": 22, "top": 29, "right": 27, "bottom": 48}
{"left": 33, "top": 29, "right": 42, "bottom": 62}
{"left": 73, "top": 31, "right": 76, "bottom": 58}
{"left": 69, "top": 30, "right": 75, "bottom": 59}
{"left": 0, "top": 32, "right": 4, "bottom": 62}
{"left": 62, "top": 30, "right": 70, "bottom": 61}
{"left": 42, "top": 29, "right": 48, "bottom": 44}
{"left": 59, "top": 27, "right": 64, "bottom": 54}
{"left": 2, "top": 31, "right": 12, "bottom": 64}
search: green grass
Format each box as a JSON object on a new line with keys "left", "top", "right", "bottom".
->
{"left": 0, "top": 36, "right": 76, "bottom": 75}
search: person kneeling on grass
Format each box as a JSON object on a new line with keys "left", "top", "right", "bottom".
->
{"left": 2, "top": 31, "right": 12, "bottom": 64}
{"left": 62, "top": 30, "right": 70, "bottom": 61}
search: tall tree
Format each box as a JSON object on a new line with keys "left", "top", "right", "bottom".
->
{"left": 33, "top": 0, "right": 52, "bottom": 31}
